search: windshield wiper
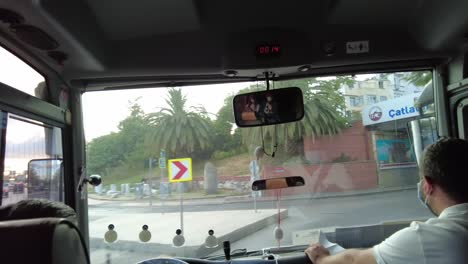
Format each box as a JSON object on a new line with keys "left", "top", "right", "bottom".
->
{"left": 262, "top": 245, "right": 308, "bottom": 255}
{"left": 202, "top": 248, "right": 263, "bottom": 260}
{"left": 202, "top": 245, "right": 309, "bottom": 260}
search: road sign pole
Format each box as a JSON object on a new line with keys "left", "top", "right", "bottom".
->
{"left": 167, "top": 157, "right": 191, "bottom": 233}
{"left": 149, "top": 158, "right": 153, "bottom": 207}
{"left": 250, "top": 160, "right": 259, "bottom": 213}
{"left": 254, "top": 192, "right": 257, "bottom": 213}
{"left": 179, "top": 182, "right": 184, "bottom": 235}
{"left": 160, "top": 167, "right": 165, "bottom": 213}
{"left": 254, "top": 160, "right": 257, "bottom": 213}
{"left": 159, "top": 150, "right": 167, "bottom": 212}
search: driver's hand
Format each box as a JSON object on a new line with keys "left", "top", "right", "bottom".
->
{"left": 305, "top": 243, "right": 330, "bottom": 263}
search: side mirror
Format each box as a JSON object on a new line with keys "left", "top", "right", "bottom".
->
{"left": 87, "top": 174, "right": 102, "bottom": 186}
{"left": 27, "top": 158, "right": 63, "bottom": 201}
{"left": 77, "top": 174, "right": 102, "bottom": 193}
{"left": 252, "top": 176, "right": 305, "bottom": 191}
{"left": 407, "top": 116, "right": 437, "bottom": 166}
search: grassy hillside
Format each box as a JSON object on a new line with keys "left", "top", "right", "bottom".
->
{"left": 213, "top": 153, "right": 251, "bottom": 176}
{"left": 99, "top": 153, "right": 252, "bottom": 186}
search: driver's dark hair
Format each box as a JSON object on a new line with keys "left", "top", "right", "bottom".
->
{"left": 422, "top": 137, "right": 468, "bottom": 203}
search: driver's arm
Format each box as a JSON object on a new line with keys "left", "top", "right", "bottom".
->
{"left": 305, "top": 246, "right": 376, "bottom": 264}
{"left": 306, "top": 223, "right": 424, "bottom": 264}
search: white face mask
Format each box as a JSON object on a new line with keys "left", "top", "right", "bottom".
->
{"left": 417, "top": 180, "right": 437, "bottom": 216}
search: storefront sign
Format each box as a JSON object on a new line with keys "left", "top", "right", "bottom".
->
{"left": 362, "top": 93, "right": 422, "bottom": 126}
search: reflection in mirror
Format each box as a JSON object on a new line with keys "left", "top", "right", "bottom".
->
{"left": 233, "top": 87, "right": 304, "bottom": 127}
{"left": 252, "top": 176, "right": 305, "bottom": 191}
{"left": 27, "top": 158, "right": 63, "bottom": 200}
{"left": 407, "top": 116, "right": 437, "bottom": 165}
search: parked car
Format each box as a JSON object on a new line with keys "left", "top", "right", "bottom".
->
{"left": 7, "top": 182, "right": 14, "bottom": 192}
{"left": 13, "top": 182, "right": 25, "bottom": 193}
{"left": 2, "top": 183, "right": 9, "bottom": 198}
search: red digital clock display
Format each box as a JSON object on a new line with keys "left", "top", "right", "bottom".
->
{"left": 256, "top": 44, "right": 281, "bottom": 57}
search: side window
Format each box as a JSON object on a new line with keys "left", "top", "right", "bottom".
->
{"left": 378, "top": 80, "right": 384, "bottom": 89}
{"left": 0, "top": 46, "right": 46, "bottom": 98}
{"left": 1, "top": 113, "right": 63, "bottom": 205}
{"left": 1, "top": 45, "right": 64, "bottom": 205}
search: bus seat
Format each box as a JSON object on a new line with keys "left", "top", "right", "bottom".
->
{"left": 0, "top": 218, "right": 89, "bottom": 264}
{"left": 0, "top": 199, "right": 77, "bottom": 224}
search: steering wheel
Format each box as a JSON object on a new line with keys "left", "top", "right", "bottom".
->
{"left": 137, "top": 258, "right": 190, "bottom": 264}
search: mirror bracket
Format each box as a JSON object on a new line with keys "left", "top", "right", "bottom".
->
{"left": 77, "top": 167, "right": 102, "bottom": 194}
{"left": 264, "top": 71, "right": 270, "bottom": 91}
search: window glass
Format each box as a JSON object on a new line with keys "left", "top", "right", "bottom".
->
{"left": 83, "top": 71, "right": 434, "bottom": 264}
{"left": 0, "top": 46, "right": 46, "bottom": 98}
{"left": 1, "top": 113, "right": 63, "bottom": 205}
{"left": 378, "top": 80, "right": 384, "bottom": 88}
{"left": 367, "top": 95, "right": 377, "bottom": 104}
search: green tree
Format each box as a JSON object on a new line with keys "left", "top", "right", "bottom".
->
{"left": 86, "top": 101, "right": 150, "bottom": 175}
{"left": 86, "top": 133, "right": 124, "bottom": 176}
{"left": 209, "top": 92, "right": 248, "bottom": 159}
{"left": 146, "top": 88, "right": 212, "bottom": 157}
{"left": 195, "top": 83, "right": 265, "bottom": 160}
{"left": 403, "top": 71, "right": 432, "bottom": 86}
{"left": 118, "top": 102, "right": 151, "bottom": 167}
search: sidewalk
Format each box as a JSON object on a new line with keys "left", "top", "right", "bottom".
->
{"left": 89, "top": 209, "right": 288, "bottom": 257}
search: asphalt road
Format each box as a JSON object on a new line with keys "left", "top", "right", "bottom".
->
{"left": 88, "top": 189, "right": 433, "bottom": 264}
{"left": 2, "top": 191, "right": 27, "bottom": 205}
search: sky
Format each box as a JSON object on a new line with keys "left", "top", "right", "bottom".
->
{"left": 0, "top": 46, "right": 377, "bottom": 142}
{"left": 0, "top": 47, "right": 45, "bottom": 144}
{"left": 81, "top": 82, "right": 251, "bottom": 140}
{"left": 0, "top": 45, "right": 252, "bottom": 141}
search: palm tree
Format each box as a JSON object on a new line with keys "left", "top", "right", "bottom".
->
{"left": 146, "top": 88, "right": 212, "bottom": 157}
{"left": 403, "top": 71, "right": 431, "bottom": 86}
{"left": 242, "top": 96, "right": 345, "bottom": 154}
{"left": 242, "top": 78, "right": 348, "bottom": 155}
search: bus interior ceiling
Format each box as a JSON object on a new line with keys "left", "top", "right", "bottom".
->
{"left": 0, "top": 0, "right": 467, "bottom": 92}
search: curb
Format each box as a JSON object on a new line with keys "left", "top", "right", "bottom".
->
{"left": 88, "top": 193, "right": 245, "bottom": 203}
{"left": 223, "top": 186, "right": 417, "bottom": 204}
{"left": 89, "top": 187, "right": 416, "bottom": 207}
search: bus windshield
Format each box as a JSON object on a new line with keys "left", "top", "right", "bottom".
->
{"left": 83, "top": 71, "right": 435, "bottom": 264}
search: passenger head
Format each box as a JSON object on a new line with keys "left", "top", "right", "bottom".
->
{"left": 421, "top": 138, "right": 468, "bottom": 209}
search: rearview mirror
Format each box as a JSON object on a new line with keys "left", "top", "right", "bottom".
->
{"left": 252, "top": 176, "right": 305, "bottom": 191}
{"left": 233, "top": 87, "right": 304, "bottom": 127}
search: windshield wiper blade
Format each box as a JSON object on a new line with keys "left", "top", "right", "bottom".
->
{"left": 202, "top": 245, "right": 309, "bottom": 260}
{"left": 202, "top": 249, "right": 262, "bottom": 260}
{"left": 232, "top": 248, "right": 248, "bottom": 255}
{"left": 262, "top": 245, "right": 308, "bottom": 255}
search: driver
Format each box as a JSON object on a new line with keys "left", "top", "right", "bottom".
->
{"left": 305, "top": 138, "right": 468, "bottom": 264}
